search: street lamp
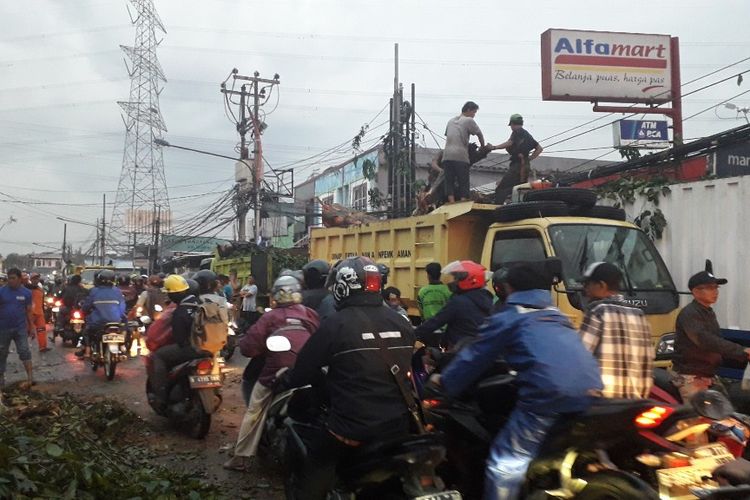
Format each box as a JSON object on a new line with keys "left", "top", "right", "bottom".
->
{"left": 724, "top": 103, "right": 750, "bottom": 124}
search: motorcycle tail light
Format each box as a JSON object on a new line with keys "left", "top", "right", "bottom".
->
{"left": 422, "top": 399, "right": 442, "bottom": 410}
{"left": 196, "top": 359, "right": 213, "bottom": 375}
{"left": 419, "top": 475, "right": 436, "bottom": 488}
{"left": 55, "top": 300, "right": 62, "bottom": 307}
{"left": 635, "top": 406, "right": 674, "bottom": 429}
{"left": 73, "top": 311, "right": 82, "bottom": 319}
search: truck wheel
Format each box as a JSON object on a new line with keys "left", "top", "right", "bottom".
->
{"left": 494, "top": 201, "right": 569, "bottom": 223}
{"left": 524, "top": 187, "right": 597, "bottom": 207}
{"left": 572, "top": 205, "right": 627, "bottom": 221}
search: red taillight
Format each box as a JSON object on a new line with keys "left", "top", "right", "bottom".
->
{"left": 422, "top": 399, "right": 442, "bottom": 410}
{"left": 635, "top": 406, "right": 674, "bottom": 429}
{"left": 364, "top": 271, "right": 381, "bottom": 293}
{"left": 73, "top": 311, "right": 82, "bottom": 319}
{"left": 196, "top": 359, "right": 213, "bottom": 375}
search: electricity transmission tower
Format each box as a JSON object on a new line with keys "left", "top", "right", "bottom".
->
{"left": 110, "top": 0, "right": 170, "bottom": 267}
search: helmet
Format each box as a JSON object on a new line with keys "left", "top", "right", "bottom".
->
{"left": 278, "top": 268, "right": 304, "bottom": 284}
{"left": 302, "top": 259, "right": 330, "bottom": 289}
{"left": 442, "top": 260, "right": 487, "bottom": 292}
{"left": 377, "top": 263, "right": 390, "bottom": 288}
{"left": 491, "top": 267, "right": 510, "bottom": 303}
{"left": 98, "top": 269, "right": 116, "bottom": 286}
{"left": 186, "top": 279, "right": 200, "bottom": 297}
{"left": 194, "top": 269, "right": 218, "bottom": 294}
{"left": 272, "top": 275, "right": 302, "bottom": 305}
{"left": 508, "top": 113, "right": 523, "bottom": 126}
{"left": 163, "top": 274, "right": 189, "bottom": 294}
{"left": 331, "top": 257, "right": 381, "bottom": 304}
{"left": 117, "top": 274, "right": 130, "bottom": 286}
{"left": 149, "top": 274, "right": 164, "bottom": 288}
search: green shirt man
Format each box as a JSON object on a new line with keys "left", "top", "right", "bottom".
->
{"left": 418, "top": 263, "right": 452, "bottom": 320}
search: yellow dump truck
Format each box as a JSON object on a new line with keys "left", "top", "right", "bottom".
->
{"left": 309, "top": 200, "right": 679, "bottom": 342}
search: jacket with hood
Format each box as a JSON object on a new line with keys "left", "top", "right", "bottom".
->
{"left": 83, "top": 285, "right": 126, "bottom": 326}
{"left": 241, "top": 303, "right": 320, "bottom": 388}
{"left": 414, "top": 287, "right": 493, "bottom": 348}
{"left": 441, "top": 289, "right": 603, "bottom": 414}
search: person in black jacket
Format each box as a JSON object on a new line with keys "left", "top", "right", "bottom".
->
{"left": 150, "top": 275, "right": 202, "bottom": 410}
{"left": 284, "top": 256, "right": 416, "bottom": 500}
{"left": 300, "top": 259, "right": 330, "bottom": 312}
{"left": 414, "top": 260, "right": 493, "bottom": 350}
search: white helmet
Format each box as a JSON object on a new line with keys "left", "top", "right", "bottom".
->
{"left": 272, "top": 275, "right": 302, "bottom": 305}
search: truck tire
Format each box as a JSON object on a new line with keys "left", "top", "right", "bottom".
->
{"left": 572, "top": 205, "right": 627, "bottom": 221}
{"left": 494, "top": 201, "right": 569, "bottom": 223}
{"left": 524, "top": 187, "right": 597, "bottom": 207}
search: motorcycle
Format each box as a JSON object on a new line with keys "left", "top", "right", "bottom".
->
{"left": 44, "top": 296, "right": 56, "bottom": 324}
{"left": 220, "top": 321, "right": 241, "bottom": 361}
{"left": 262, "top": 336, "right": 461, "bottom": 500}
{"left": 90, "top": 322, "right": 128, "bottom": 381}
{"left": 51, "top": 301, "right": 85, "bottom": 346}
{"left": 420, "top": 349, "right": 743, "bottom": 499}
{"left": 144, "top": 331, "right": 224, "bottom": 439}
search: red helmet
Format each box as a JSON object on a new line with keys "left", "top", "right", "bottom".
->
{"left": 442, "top": 260, "right": 488, "bottom": 291}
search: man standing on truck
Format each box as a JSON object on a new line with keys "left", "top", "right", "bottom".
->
{"left": 491, "top": 114, "right": 543, "bottom": 204}
{"left": 672, "top": 268, "right": 750, "bottom": 401}
{"left": 578, "top": 262, "right": 653, "bottom": 399}
{"left": 443, "top": 101, "right": 485, "bottom": 203}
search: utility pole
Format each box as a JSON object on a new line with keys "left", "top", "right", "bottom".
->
{"left": 387, "top": 43, "right": 416, "bottom": 217}
{"left": 61, "top": 223, "right": 67, "bottom": 269}
{"left": 221, "top": 69, "right": 280, "bottom": 243}
{"left": 101, "top": 194, "right": 106, "bottom": 266}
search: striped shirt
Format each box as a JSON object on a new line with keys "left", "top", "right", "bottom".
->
{"left": 579, "top": 295, "right": 653, "bottom": 399}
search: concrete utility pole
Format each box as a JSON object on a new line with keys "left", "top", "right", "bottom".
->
{"left": 388, "top": 43, "right": 416, "bottom": 217}
{"left": 221, "top": 70, "right": 280, "bottom": 242}
{"left": 100, "top": 194, "right": 106, "bottom": 265}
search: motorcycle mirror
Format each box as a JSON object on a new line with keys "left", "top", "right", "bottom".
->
{"left": 140, "top": 316, "right": 152, "bottom": 325}
{"left": 266, "top": 335, "right": 292, "bottom": 353}
{"left": 690, "top": 390, "right": 734, "bottom": 420}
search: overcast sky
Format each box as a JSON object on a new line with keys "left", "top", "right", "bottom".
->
{"left": 1, "top": 0, "right": 748, "bottom": 257}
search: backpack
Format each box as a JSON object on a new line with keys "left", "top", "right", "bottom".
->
{"left": 145, "top": 303, "right": 176, "bottom": 352}
{"left": 191, "top": 298, "right": 229, "bottom": 354}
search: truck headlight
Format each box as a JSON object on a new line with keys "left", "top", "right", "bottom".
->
{"left": 656, "top": 332, "right": 676, "bottom": 357}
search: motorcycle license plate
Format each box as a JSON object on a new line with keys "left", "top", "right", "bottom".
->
{"left": 413, "top": 492, "right": 462, "bottom": 500}
{"left": 102, "top": 333, "right": 125, "bottom": 343}
{"left": 189, "top": 374, "right": 222, "bottom": 389}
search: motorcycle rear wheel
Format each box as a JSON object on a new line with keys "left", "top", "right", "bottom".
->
{"left": 183, "top": 392, "right": 211, "bottom": 439}
{"left": 104, "top": 351, "right": 117, "bottom": 381}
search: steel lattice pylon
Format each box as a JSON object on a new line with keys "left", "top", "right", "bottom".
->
{"left": 110, "top": 0, "right": 171, "bottom": 257}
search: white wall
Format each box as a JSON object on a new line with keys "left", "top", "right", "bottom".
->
{"left": 627, "top": 177, "right": 750, "bottom": 329}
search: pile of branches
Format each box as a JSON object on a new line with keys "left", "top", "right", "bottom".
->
{"left": 319, "top": 198, "right": 376, "bottom": 228}
{"left": 0, "top": 389, "right": 222, "bottom": 499}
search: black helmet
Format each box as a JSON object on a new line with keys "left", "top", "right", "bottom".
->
{"left": 331, "top": 257, "right": 381, "bottom": 304}
{"left": 377, "top": 263, "right": 390, "bottom": 288}
{"left": 98, "top": 269, "right": 116, "bottom": 286}
{"left": 194, "top": 269, "right": 218, "bottom": 295}
{"left": 302, "top": 259, "right": 330, "bottom": 289}
{"left": 186, "top": 278, "right": 200, "bottom": 297}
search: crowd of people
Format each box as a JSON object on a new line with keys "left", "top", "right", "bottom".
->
{"left": 0, "top": 255, "right": 745, "bottom": 499}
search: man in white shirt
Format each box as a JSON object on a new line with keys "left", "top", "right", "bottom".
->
{"left": 443, "top": 101, "right": 485, "bottom": 203}
{"left": 240, "top": 275, "right": 260, "bottom": 330}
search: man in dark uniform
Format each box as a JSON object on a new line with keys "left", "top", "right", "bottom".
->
{"left": 491, "top": 113, "right": 544, "bottom": 204}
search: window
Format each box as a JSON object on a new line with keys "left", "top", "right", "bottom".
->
{"left": 490, "top": 230, "right": 547, "bottom": 270}
{"left": 352, "top": 183, "right": 367, "bottom": 211}
{"left": 548, "top": 224, "right": 675, "bottom": 291}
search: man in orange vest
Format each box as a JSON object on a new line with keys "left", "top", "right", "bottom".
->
{"left": 28, "top": 273, "right": 51, "bottom": 353}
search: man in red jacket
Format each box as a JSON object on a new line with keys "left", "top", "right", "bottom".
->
{"left": 223, "top": 274, "right": 319, "bottom": 472}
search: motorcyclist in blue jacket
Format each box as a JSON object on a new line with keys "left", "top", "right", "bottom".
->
{"left": 436, "top": 263, "right": 603, "bottom": 500}
{"left": 76, "top": 269, "right": 126, "bottom": 358}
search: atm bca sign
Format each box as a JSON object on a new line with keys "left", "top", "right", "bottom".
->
{"left": 613, "top": 120, "right": 669, "bottom": 148}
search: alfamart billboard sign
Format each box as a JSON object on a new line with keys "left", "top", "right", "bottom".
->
{"left": 541, "top": 29, "right": 673, "bottom": 103}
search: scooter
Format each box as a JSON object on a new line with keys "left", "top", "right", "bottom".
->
{"left": 262, "top": 336, "right": 461, "bottom": 500}
{"left": 90, "top": 322, "right": 128, "bottom": 381}
{"left": 420, "top": 350, "right": 742, "bottom": 499}
{"left": 52, "top": 302, "right": 86, "bottom": 346}
{"left": 144, "top": 325, "right": 224, "bottom": 439}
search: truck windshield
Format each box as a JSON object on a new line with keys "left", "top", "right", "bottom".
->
{"left": 80, "top": 270, "right": 97, "bottom": 285}
{"left": 549, "top": 224, "right": 675, "bottom": 292}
